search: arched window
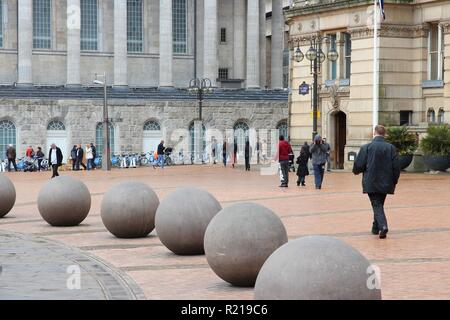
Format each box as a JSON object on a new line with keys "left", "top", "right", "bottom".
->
{"left": 143, "top": 120, "right": 161, "bottom": 131}
{"left": 189, "top": 122, "right": 206, "bottom": 157}
{"left": 438, "top": 108, "right": 445, "bottom": 124}
{"left": 0, "top": 120, "right": 16, "bottom": 158}
{"left": 47, "top": 120, "right": 66, "bottom": 131}
{"left": 427, "top": 108, "right": 436, "bottom": 124}
{"left": 233, "top": 121, "right": 250, "bottom": 154}
{"left": 277, "top": 120, "right": 289, "bottom": 140}
{"left": 95, "top": 122, "right": 115, "bottom": 156}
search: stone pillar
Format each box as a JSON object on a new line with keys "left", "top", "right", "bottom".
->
{"left": 443, "top": 23, "right": 450, "bottom": 98}
{"left": 271, "top": 0, "right": 284, "bottom": 89}
{"left": 114, "top": 0, "right": 128, "bottom": 88}
{"left": 17, "top": 0, "right": 33, "bottom": 86}
{"left": 259, "top": 0, "right": 267, "bottom": 89}
{"left": 159, "top": 0, "right": 173, "bottom": 88}
{"left": 67, "top": 0, "right": 81, "bottom": 87}
{"left": 193, "top": 120, "right": 204, "bottom": 164}
{"left": 233, "top": 0, "right": 246, "bottom": 81}
{"left": 204, "top": 0, "right": 218, "bottom": 86}
{"left": 246, "top": 0, "right": 260, "bottom": 89}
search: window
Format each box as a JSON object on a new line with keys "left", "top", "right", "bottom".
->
{"left": 400, "top": 111, "right": 412, "bottom": 126}
{"left": 33, "top": 0, "right": 51, "bottom": 49}
{"left": 427, "top": 109, "right": 436, "bottom": 124}
{"left": 143, "top": 120, "right": 161, "bottom": 131}
{"left": 329, "top": 34, "right": 337, "bottom": 80}
{"left": 220, "top": 28, "right": 227, "bottom": 43}
{"left": 218, "top": 68, "right": 229, "bottom": 80}
{"left": 189, "top": 122, "right": 206, "bottom": 159}
{"left": 173, "top": 0, "right": 187, "bottom": 54}
{"left": 0, "top": 0, "right": 3, "bottom": 48}
{"left": 343, "top": 32, "right": 351, "bottom": 79}
{"left": 47, "top": 121, "right": 66, "bottom": 131}
{"left": 428, "top": 23, "right": 444, "bottom": 81}
{"left": 127, "top": 0, "right": 143, "bottom": 52}
{"left": 233, "top": 121, "right": 250, "bottom": 154}
{"left": 438, "top": 108, "right": 445, "bottom": 124}
{"left": 95, "top": 122, "right": 115, "bottom": 156}
{"left": 277, "top": 121, "right": 289, "bottom": 140}
{"left": 81, "top": 0, "right": 98, "bottom": 51}
{"left": 0, "top": 120, "right": 16, "bottom": 159}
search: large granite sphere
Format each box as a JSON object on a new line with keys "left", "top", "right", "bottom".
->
{"left": 37, "top": 176, "right": 91, "bottom": 226}
{"left": 204, "top": 202, "right": 288, "bottom": 287}
{"left": 155, "top": 187, "right": 222, "bottom": 255}
{"left": 254, "top": 236, "right": 382, "bottom": 300}
{"left": 101, "top": 182, "right": 159, "bottom": 238}
{"left": 0, "top": 174, "right": 16, "bottom": 218}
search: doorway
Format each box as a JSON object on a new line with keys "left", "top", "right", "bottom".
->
{"left": 333, "top": 111, "right": 347, "bottom": 169}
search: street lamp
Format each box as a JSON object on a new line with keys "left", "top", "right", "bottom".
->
{"left": 290, "top": 36, "right": 339, "bottom": 140}
{"left": 93, "top": 72, "right": 111, "bottom": 171}
{"left": 188, "top": 78, "right": 213, "bottom": 164}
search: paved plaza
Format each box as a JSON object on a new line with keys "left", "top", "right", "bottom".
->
{"left": 1, "top": 165, "right": 450, "bottom": 300}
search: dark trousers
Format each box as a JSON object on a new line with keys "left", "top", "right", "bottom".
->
{"left": 223, "top": 153, "right": 227, "bottom": 166}
{"left": 368, "top": 193, "right": 388, "bottom": 231}
{"left": 76, "top": 159, "right": 86, "bottom": 170}
{"left": 87, "top": 159, "right": 94, "bottom": 170}
{"left": 297, "top": 175, "right": 306, "bottom": 185}
{"left": 313, "top": 163, "right": 325, "bottom": 188}
{"left": 37, "top": 159, "right": 43, "bottom": 171}
{"left": 51, "top": 164, "right": 59, "bottom": 178}
{"left": 245, "top": 156, "right": 250, "bottom": 171}
{"left": 7, "top": 158, "right": 17, "bottom": 172}
{"left": 279, "top": 160, "right": 290, "bottom": 185}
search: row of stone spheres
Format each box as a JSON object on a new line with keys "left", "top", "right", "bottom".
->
{"left": 0, "top": 174, "right": 381, "bottom": 300}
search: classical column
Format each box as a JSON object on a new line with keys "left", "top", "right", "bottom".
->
{"left": 203, "top": 0, "right": 218, "bottom": 86}
{"left": 233, "top": 0, "right": 245, "bottom": 81}
{"left": 17, "top": 0, "right": 33, "bottom": 86}
{"left": 259, "top": 0, "right": 267, "bottom": 89}
{"left": 114, "top": 0, "right": 128, "bottom": 88}
{"left": 66, "top": 0, "right": 81, "bottom": 87}
{"left": 271, "top": 0, "right": 284, "bottom": 89}
{"left": 246, "top": 0, "right": 260, "bottom": 89}
{"left": 159, "top": 0, "right": 173, "bottom": 88}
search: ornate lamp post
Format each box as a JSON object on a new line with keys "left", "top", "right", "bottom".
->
{"left": 93, "top": 72, "right": 110, "bottom": 171}
{"left": 290, "top": 36, "right": 339, "bottom": 140}
{"left": 188, "top": 78, "right": 213, "bottom": 163}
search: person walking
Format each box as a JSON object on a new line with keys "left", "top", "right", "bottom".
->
{"left": 76, "top": 144, "right": 86, "bottom": 170}
{"left": 90, "top": 143, "right": 97, "bottom": 169}
{"left": 154, "top": 140, "right": 165, "bottom": 169}
{"left": 232, "top": 139, "right": 238, "bottom": 168}
{"left": 222, "top": 139, "right": 228, "bottom": 167}
{"left": 70, "top": 145, "right": 77, "bottom": 171}
{"left": 323, "top": 138, "right": 332, "bottom": 172}
{"left": 310, "top": 135, "right": 328, "bottom": 190}
{"left": 256, "top": 138, "right": 261, "bottom": 164}
{"left": 296, "top": 144, "right": 310, "bottom": 186}
{"left": 244, "top": 140, "right": 251, "bottom": 171}
{"left": 25, "top": 146, "right": 34, "bottom": 158}
{"left": 211, "top": 139, "right": 217, "bottom": 165}
{"left": 353, "top": 125, "right": 401, "bottom": 239}
{"left": 35, "top": 147, "right": 45, "bottom": 171}
{"left": 48, "top": 143, "right": 63, "bottom": 178}
{"left": 275, "top": 135, "right": 293, "bottom": 188}
{"left": 86, "top": 144, "right": 94, "bottom": 170}
{"left": 6, "top": 144, "right": 17, "bottom": 172}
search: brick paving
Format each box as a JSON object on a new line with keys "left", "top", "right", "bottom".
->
{"left": 1, "top": 165, "right": 449, "bottom": 300}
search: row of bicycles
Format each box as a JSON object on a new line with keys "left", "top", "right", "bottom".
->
{"left": 0, "top": 157, "right": 50, "bottom": 172}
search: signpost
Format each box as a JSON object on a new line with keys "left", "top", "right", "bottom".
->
{"left": 299, "top": 81, "right": 310, "bottom": 96}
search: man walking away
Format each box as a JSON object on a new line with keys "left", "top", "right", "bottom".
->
{"left": 49, "top": 143, "right": 63, "bottom": 178}
{"left": 154, "top": 140, "right": 165, "bottom": 169}
{"left": 310, "top": 135, "right": 328, "bottom": 189}
{"left": 323, "top": 138, "right": 332, "bottom": 172}
{"left": 222, "top": 139, "right": 228, "bottom": 167}
{"left": 275, "top": 135, "right": 293, "bottom": 188}
{"left": 76, "top": 144, "right": 86, "bottom": 170}
{"left": 353, "top": 125, "right": 401, "bottom": 239}
{"left": 6, "top": 144, "right": 17, "bottom": 172}
{"left": 244, "top": 141, "right": 251, "bottom": 171}
{"left": 232, "top": 139, "right": 238, "bottom": 168}
{"left": 36, "top": 147, "right": 45, "bottom": 171}
{"left": 70, "top": 145, "right": 77, "bottom": 171}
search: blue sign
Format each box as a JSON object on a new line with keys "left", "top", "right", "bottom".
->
{"left": 299, "top": 82, "right": 309, "bottom": 95}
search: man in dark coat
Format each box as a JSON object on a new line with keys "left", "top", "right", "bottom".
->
{"left": 222, "top": 139, "right": 228, "bottom": 167}
{"left": 244, "top": 140, "right": 251, "bottom": 171}
{"left": 353, "top": 125, "right": 401, "bottom": 239}
{"left": 6, "top": 144, "right": 17, "bottom": 172}
{"left": 76, "top": 144, "right": 86, "bottom": 170}
{"left": 48, "top": 143, "right": 63, "bottom": 178}
{"left": 90, "top": 143, "right": 97, "bottom": 169}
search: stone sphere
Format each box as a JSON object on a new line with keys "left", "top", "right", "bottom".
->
{"left": 37, "top": 176, "right": 91, "bottom": 226}
{"left": 254, "top": 236, "right": 382, "bottom": 300}
{"left": 101, "top": 182, "right": 159, "bottom": 238}
{"left": 0, "top": 174, "right": 16, "bottom": 218}
{"left": 155, "top": 187, "right": 222, "bottom": 255}
{"left": 204, "top": 202, "right": 288, "bottom": 287}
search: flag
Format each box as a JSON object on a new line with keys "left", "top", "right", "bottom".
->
{"left": 379, "top": 0, "right": 386, "bottom": 20}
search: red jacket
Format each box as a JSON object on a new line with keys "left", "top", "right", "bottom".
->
{"left": 277, "top": 140, "right": 293, "bottom": 161}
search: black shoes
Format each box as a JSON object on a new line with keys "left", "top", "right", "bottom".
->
{"left": 302, "top": 182, "right": 306, "bottom": 186}
{"left": 371, "top": 222, "right": 379, "bottom": 235}
{"left": 379, "top": 228, "right": 389, "bottom": 239}
{"left": 297, "top": 181, "right": 300, "bottom": 186}
{"left": 279, "top": 184, "right": 288, "bottom": 188}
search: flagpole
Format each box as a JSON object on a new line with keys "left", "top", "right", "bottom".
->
{"left": 372, "top": 0, "right": 379, "bottom": 129}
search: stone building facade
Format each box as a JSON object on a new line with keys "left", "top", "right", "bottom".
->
{"left": 286, "top": 0, "right": 450, "bottom": 170}
{"left": 0, "top": 0, "right": 291, "bottom": 160}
